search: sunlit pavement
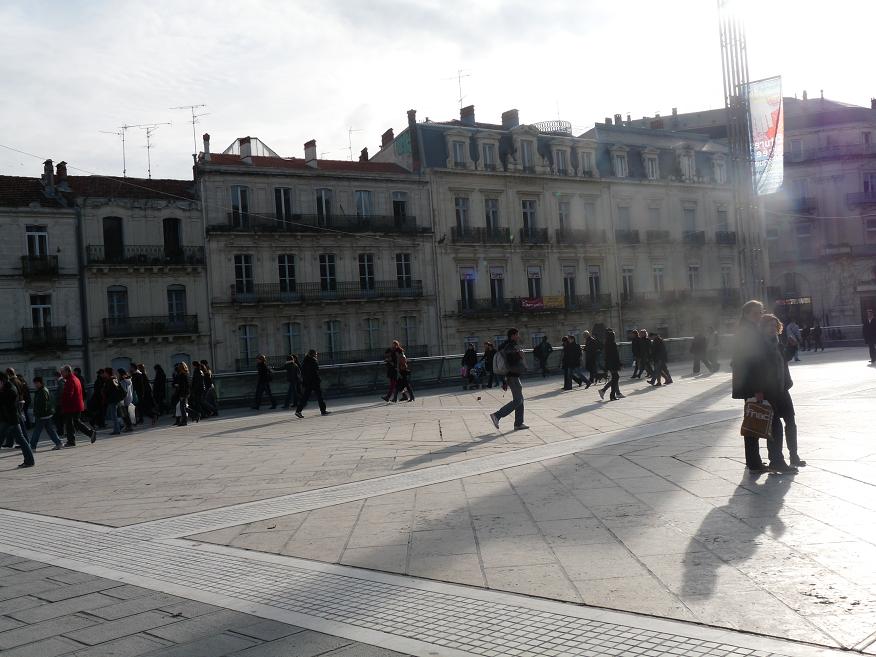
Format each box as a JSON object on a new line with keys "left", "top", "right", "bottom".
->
{"left": 1, "top": 347, "right": 874, "bottom": 655}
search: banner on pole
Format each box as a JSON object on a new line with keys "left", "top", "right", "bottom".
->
{"left": 744, "top": 76, "right": 784, "bottom": 195}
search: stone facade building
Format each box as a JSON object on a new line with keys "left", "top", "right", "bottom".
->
{"left": 196, "top": 135, "right": 437, "bottom": 371}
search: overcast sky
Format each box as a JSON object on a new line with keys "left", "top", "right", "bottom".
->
{"left": 1, "top": 0, "right": 872, "bottom": 180}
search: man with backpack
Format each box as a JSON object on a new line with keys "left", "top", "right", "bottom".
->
{"left": 30, "top": 376, "right": 63, "bottom": 449}
{"left": 489, "top": 328, "right": 528, "bottom": 431}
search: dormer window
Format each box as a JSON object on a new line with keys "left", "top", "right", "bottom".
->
{"left": 482, "top": 143, "right": 497, "bottom": 170}
{"left": 452, "top": 141, "right": 467, "bottom": 168}
{"left": 713, "top": 156, "right": 727, "bottom": 184}
{"left": 555, "top": 149, "right": 568, "bottom": 175}
{"left": 521, "top": 140, "right": 535, "bottom": 172}
{"left": 613, "top": 153, "right": 628, "bottom": 178}
{"left": 577, "top": 149, "right": 595, "bottom": 176}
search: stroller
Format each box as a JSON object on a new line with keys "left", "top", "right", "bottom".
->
{"left": 465, "top": 360, "right": 486, "bottom": 389}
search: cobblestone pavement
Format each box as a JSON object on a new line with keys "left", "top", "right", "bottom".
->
{"left": 1, "top": 348, "right": 874, "bottom": 655}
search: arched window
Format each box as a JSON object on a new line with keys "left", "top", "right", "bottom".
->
{"left": 167, "top": 284, "right": 187, "bottom": 322}
{"left": 163, "top": 218, "right": 182, "bottom": 260}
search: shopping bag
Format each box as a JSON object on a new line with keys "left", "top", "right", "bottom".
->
{"left": 740, "top": 400, "right": 773, "bottom": 440}
{"left": 127, "top": 404, "right": 136, "bottom": 425}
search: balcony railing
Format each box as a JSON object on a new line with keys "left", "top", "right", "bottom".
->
{"left": 565, "top": 294, "right": 612, "bottom": 311}
{"left": 21, "top": 326, "right": 67, "bottom": 350}
{"left": 457, "top": 299, "right": 516, "bottom": 316}
{"left": 451, "top": 226, "right": 512, "bottom": 244}
{"left": 847, "top": 192, "right": 876, "bottom": 206}
{"left": 555, "top": 228, "right": 607, "bottom": 245}
{"left": 519, "top": 227, "right": 550, "bottom": 244}
{"left": 86, "top": 245, "right": 205, "bottom": 266}
{"left": 209, "top": 212, "right": 424, "bottom": 234}
{"left": 788, "top": 143, "right": 876, "bottom": 161}
{"left": 645, "top": 230, "right": 670, "bottom": 243}
{"left": 683, "top": 230, "right": 706, "bottom": 245}
{"left": 456, "top": 295, "right": 612, "bottom": 316}
{"left": 615, "top": 229, "right": 640, "bottom": 244}
{"left": 790, "top": 197, "right": 817, "bottom": 214}
{"left": 228, "top": 280, "right": 424, "bottom": 304}
{"left": 21, "top": 255, "right": 59, "bottom": 277}
{"left": 235, "top": 345, "right": 430, "bottom": 372}
{"left": 715, "top": 230, "right": 737, "bottom": 245}
{"left": 102, "top": 315, "right": 199, "bottom": 339}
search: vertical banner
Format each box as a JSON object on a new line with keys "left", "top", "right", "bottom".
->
{"left": 744, "top": 76, "right": 784, "bottom": 195}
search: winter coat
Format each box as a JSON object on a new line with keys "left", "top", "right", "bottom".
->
{"left": 482, "top": 349, "right": 495, "bottom": 373}
{"left": 256, "top": 361, "right": 272, "bottom": 383}
{"left": 301, "top": 355, "right": 321, "bottom": 387}
{"left": 604, "top": 341, "right": 621, "bottom": 371}
{"left": 120, "top": 378, "right": 134, "bottom": 405}
{"left": 191, "top": 369, "right": 205, "bottom": 396}
{"left": 462, "top": 349, "right": 477, "bottom": 369}
{"left": 173, "top": 372, "right": 190, "bottom": 398}
{"left": 690, "top": 334, "right": 708, "bottom": 356}
{"left": 33, "top": 386, "right": 54, "bottom": 418}
{"left": 584, "top": 336, "right": 601, "bottom": 367}
{"left": 731, "top": 319, "right": 770, "bottom": 400}
{"left": 284, "top": 361, "right": 301, "bottom": 384}
{"left": 60, "top": 374, "right": 86, "bottom": 414}
{"left": 864, "top": 317, "right": 876, "bottom": 345}
{"left": 0, "top": 381, "right": 19, "bottom": 424}
{"left": 153, "top": 370, "right": 167, "bottom": 401}
{"left": 631, "top": 336, "right": 641, "bottom": 358}
{"left": 500, "top": 340, "right": 525, "bottom": 377}
{"left": 651, "top": 338, "right": 668, "bottom": 364}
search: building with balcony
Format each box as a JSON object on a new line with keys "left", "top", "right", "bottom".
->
{"left": 196, "top": 135, "right": 437, "bottom": 371}
{"left": 373, "top": 105, "right": 740, "bottom": 350}
{"left": 0, "top": 162, "right": 85, "bottom": 380}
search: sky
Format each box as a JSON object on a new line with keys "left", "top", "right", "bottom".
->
{"left": 1, "top": 0, "right": 873, "bottom": 181}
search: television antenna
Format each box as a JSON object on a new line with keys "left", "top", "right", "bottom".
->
{"left": 170, "top": 104, "right": 209, "bottom": 155}
{"left": 443, "top": 69, "right": 471, "bottom": 110}
{"left": 139, "top": 123, "right": 171, "bottom": 179}
{"left": 99, "top": 124, "right": 138, "bottom": 177}
{"left": 347, "top": 127, "right": 362, "bottom": 160}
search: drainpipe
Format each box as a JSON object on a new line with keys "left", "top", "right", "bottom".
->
{"left": 427, "top": 173, "right": 445, "bottom": 353}
{"left": 606, "top": 183, "right": 624, "bottom": 333}
{"left": 74, "top": 201, "right": 91, "bottom": 379}
{"left": 197, "top": 172, "right": 217, "bottom": 370}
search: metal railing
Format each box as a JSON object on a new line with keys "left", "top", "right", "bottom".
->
{"left": 615, "top": 229, "right": 640, "bottom": 244}
{"left": 789, "top": 143, "right": 876, "bottom": 161}
{"left": 555, "top": 228, "right": 607, "bottom": 245}
{"left": 21, "top": 326, "right": 67, "bottom": 350}
{"left": 683, "top": 230, "right": 706, "bottom": 245}
{"left": 645, "top": 229, "right": 670, "bottom": 243}
{"left": 565, "top": 294, "right": 613, "bottom": 311}
{"left": 519, "top": 227, "right": 550, "bottom": 244}
{"left": 234, "top": 345, "right": 430, "bottom": 372}
{"left": 102, "top": 315, "right": 199, "bottom": 338}
{"left": 86, "top": 245, "right": 205, "bottom": 266}
{"left": 715, "top": 230, "right": 737, "bottom": 245}
{"left": 209, "top": 212, "right": 424, "bottom": 234}
{"left": 847, "top": 192, "right": 876, "bottom": 206}
{"left": 20, "top": 255, "right": 59, "bottom": 277}
{"left": 451, "top": 226, "right": 512, "bottom": 244}
{"left": 790, "top": 197, "right": 817, "bottom": 213}
{"left": 228, "top": 280, "right": 424, "bottom": 304}
{"left": 457, "top": 294, "right": 612, "bottom": 316}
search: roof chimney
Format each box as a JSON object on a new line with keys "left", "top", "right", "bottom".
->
{"left": 359, "top": 147, "right": 369, "bottom": 162}
{"left": 381, "top": 128, "right": 394, "bottom": 148}
{"left": 614, "top": 113, "right": 622, "bottom": 126}
{"left": 460, "top": 104, "right": 475, "bottom": 126}
{"left": 626, "top": 113, "right": 631, "bottom": 123}
{"left": 802, "top": 90, "right": 808, "bottom": 101}
{"left": 501, "top": 109, "right": 519, "bottom": 129}
{"left": 304, "top": 139, "right": 317, "bottom": 167}
{"left": 239, "top": 136, "right": 252, "bottom": 160}
{"left": 55, "top": 161, "right": 67, "bottom": 182}
{"left": 202, "top": 133, "right": 211, "bottom": 161}
{"left": 872, "top": 98, "right": 876, "bottom": 110}
{"left": 407, "top": 109, "right": 422, "bottom": 173}
{"left": 820, "top": 89, "right": 824, "bottom": 99}
{"left": 42, "top": 159, "right": 54, "bottom": 189}
{"left": 605, "top": 117, "right": 613, "bottom": 126}
{"left": 672, "top": 107, "right": 678, "bottom": 116}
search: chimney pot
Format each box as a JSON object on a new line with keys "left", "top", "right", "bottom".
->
{"left": 359, "top": 147, "right": 369, "bottom": 162}
{"left": 614, "top": 113, "right": 622, "bottom": 126}
{"left": 381, "top": 128, "right": 395, "bottom": 148}
{"left": 304, "top": 139, "right": 317, "bottom": 167}
{"left": 626, "top": 113, "right": 631, "bottom": 123}
{"left": 55, "top": 161, "right": 67, "bottom": 181}
{"left": 460, "top": 104, "right": 476, "bottom": 126}
{"left": 802, "top": 90, "right": 808, "bottom": 101}
{"left": 202, "top": 133, "right": 211, "bottom": 161}
{"left": 871, "top": 98, "right": 876, "bottom": 110}
{"left": 605, "top": 117, "right": 613, "bottom": 125}
{"left": 672, "top": 107, "right": 678, "bottom": 116}
{"left": 501, "top": 109, "right": 520, "bottom": 129}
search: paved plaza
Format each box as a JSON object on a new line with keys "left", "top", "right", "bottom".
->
{"left": 1, "top": 348, "right": 874, "bottom": 656}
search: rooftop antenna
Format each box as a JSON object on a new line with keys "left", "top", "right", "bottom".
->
{"left": 443, "top": 69, "right": 471, "bottom": 110}
{"left": 170, "top": 104, "right": 209, "bottom": 155}
{"left": 139, "top": 123, "right": 171, "bottom": 179}
{"left": 100, "top": 124, "right": 137, "bottom": 177}
{"left": 346, "top": 127, "right": 362, "bottom": 160}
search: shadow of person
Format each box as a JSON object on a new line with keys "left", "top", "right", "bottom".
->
{"left": 398, "top": 432, "right": 503, "bottom": 468}
{"left": 680, "top": 474, "right": 793, "bottom": 599}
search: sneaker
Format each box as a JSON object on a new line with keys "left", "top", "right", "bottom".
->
{"left": 295, "top": 411, "right": 303, "bottom": 419}
{"left": 489, "top": 413, "right": 500, "bottom": 429}
{"left": 513, "top": 424, "right": 530, "bottom": 431}
{"left": 65, "top": 442, "right": 76, "bottom": 448}
{"left": 598, "top": 389, "right": 606, "bottom": 400}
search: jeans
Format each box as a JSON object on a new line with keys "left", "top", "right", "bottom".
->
{"left": 283, "top": 383, "right": 300, "bottom": 409}
{"left": 176, "top": 396, "right": 189, "bottom": 425}
{"left": 393, "top": 373, "right": 414, "bottom": 402}
{"left": 64, "top": 412, "right": 93, "bottom": 444}
{"left": 297, "top": 385, "right": 326, "bottom": 414}
{"left": 601, "top": 370, "right": 621, "bottom": 398}
{"left": 31, "top": 417, "right": 62, "bottom": 449}
{"left": 104, "top": 404, "right": 123, "bottom": 435}
{"left": 253, "top": 381, "right": 275, "bottom": 409}
{"left": 495, "top": 376, "right": 524, "bottom": 427}
{"left": 774, "top": 391, "right": 800, "bottom": 462}
{"left": 1, "top": 421, "right": 34, "bottom": 465}
{"left": 742, "top": 402, "right": 785, "bottom": 467}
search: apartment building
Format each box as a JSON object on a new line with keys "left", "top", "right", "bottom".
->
{"left": 196, "top": 135, "right": 437, "bottom": 371}
{"left": 373, "top": 106, "right": 740, "bottom": 352}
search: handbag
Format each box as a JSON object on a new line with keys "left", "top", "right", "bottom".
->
{"left": 740, "top": 400, "right": 773, "bottom": 440}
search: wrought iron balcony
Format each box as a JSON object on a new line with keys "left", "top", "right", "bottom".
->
{"left": 234, "top": 345, "right": 430, "bottom": 372}
{"left": 645, "top": 230, "right": 670, "bottom": 243}
{"left": 555, "top": 228, "right": 607, "bottom": 245}
{"left": 210, "top": 212, "right": 424, "bottom": 234}
{"left": 21, "top": 255, "right": 59, "bottom": 277}
{"left": 102, "top": 315, "right": 199, "bottom": 339}
{"left": 457, "top": 298, "right": 515, "bottom": 316}
{"left": 21, "top": 326, "right": 67, "bottom": 350}
{"left": 683, "top": 230, "right": 706, "bottom": 245}
{"left": 565, "top": 294, "right": 612, "bottom": 311}
{"left": 847, "top": 192, "right": 876, "bottom": 206}
{"left": 715, "top": 230, "right": 737, "bottom": 245}
{"left": 615, "top": 229, "right": 640, "bottom": 244}
{"left": 519, "top": 227, "right": 550, "bottom": 244}
{"left": 86, "top": 245, "right": 205, "bottom": 266}
{"left": 451, "top": 226, "right": 512, "bottom": 244}
{"left": 228, "top": 280, "right": 424, "bottom": 304}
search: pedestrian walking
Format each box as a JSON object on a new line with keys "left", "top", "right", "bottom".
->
{"left": 6, "top": 369, "right": 28, "bottom": 435}
{"left": 117, "top": 369, "right": 135, "bottom": 432}
{"left": 296, "top": 350, "right": 329, "bottom": 417}
{"left": 533, "top": 336, "right": 553, "bottom": 377}
{"left": 691, "top": 332, "right": 716, "bottom": 374}
{"left": 51, "top": 371, "right": 65, "bottom": 435}
{"left": 801, "top": 324, "right": 812, "bottom": 351}
{"left": 462, "top": 344, "right": 478, "bottom": 390}
{"left": 134, "top": 363, "right": 158, "bottom": 425}
{"left": 785, "top": 320, "right": 802, "bottom": 362}
{"left": 630, "top": 330, "right": 643, "bottom": 379}
{"left": 16, "top": 373, "right": 33, "bottom": 429}
{"left": 812, "top": 323, "right": 824, "bottom": 352}
{"left": 561, "top": 336, "right": 583, "bottom": 389}
{"left": 152, "top": 365, "right": 168, "bottom": 415}
{"left": 864, "top": 308, "right": 876, "bottom": 364}
{"left": 761, "top": 314, "right": 806, "bottom": 469}
{"left": 598, "top": 329, "right": 624, "bottom": 400}
{"left": 381, "top": 349, "right": 398, "bottom": 402}
{"left": 62, "top": 365, "right": 97, "bottom": 445}
{"left": 200, "top": 360, "right": 219, "bottom": 417}
{"left": 29, "top": 376, "right": 62, "bottom": 450}
{"left": 0, "top": 371, "right": 35, "bottom": 467}
{"left": 283, "top": 355, "right": 303, "bottom": 409}
{"left": 647, "top": 335, "right": 672, "bottom": 385}
{"left": 482, "top": 341, "right": 497, "bottom": 389}
{"left": 251, "top": 355, "right": 276, "bottom": 410}
{"left": 583, "top": 330, "right": 601, "bottom": 389}
{"left": 392, "top": 341, "right": 415, "bottom": 402}
{"left": 172, "top": 362, "right": 190, "bottom": 426}
{"left": 129, "top": 365, "right": 146, "bottom": 425}
{"left": 639, "top": 329, "right": 655, "bottom": 380}
{"left": 707, "top": 326, "right": 721, "bottom": 371}
{"left": 190, "top": 362, "right": 206, "bottom": 421}
{"left": 489, "top": 328, "right": 528, "bottom": 431}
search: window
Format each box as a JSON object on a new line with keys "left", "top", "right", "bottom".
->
{"left": 319, "top": 253, "right": 337, "bottom": 292}
{"left": 239, "top": 324, "right": 258, "bottom": 361}
{"left": 396, "top": 253, "right": 412, "bottom": 289}
{"left": 162, "top": 218, "right": 181, "bottom": 256}
{"left": 355, "top": 190, "right": 372, "bottom": 218}
{"left": 324, "top": 320, "right": 341, "bottom": 356}
{"left": 233, "top": 254, "right": 254, "bottom": 294}
{"left": 622, "top": 267, "right": 635, "bottom": 301}
{"left": 580, "top": 151, "right": 593, "bottom": 174}
{"left": 717, "top": 209, "right": 729, "bottom": 232}
{"left": 454, "top": 196, "right": 469, "bottom": 231}
{"left": 482, "top": 143, "right": 496, "bottom": 170}
{"left": 555, "top": 150, "right": 568, "bottom": 175}
{"left": 278, "top": 254, "right": 296, "bottom": 293}
{"left": 452, "top": 141, "right": 466, "bottom": 167}
{"left": 231, "top": 186, "right": 249, "bottom": 227}
{"left": 489, "top": 266, "right": 505, "bottom": 306}
{"left": 645, "top": 156, "right": 659, "bottom": 180}
{"left": 583, "top": 202, "right": 596, "bottom": 229}
{"left": 315, "top": 188, "right": 332, "bottom": 225}
{"left": 721, "top": 264, "right": 733, "bottom": 289}
{"left": 680, "top": 152, "right": 696, "bottom": 179}
{"left": 364, "top": 318, "right": 380, "bottom": 350}
{"left": 358, "top": 253, "right": 375, "bottom": 290}
{"left": 26, "top": 225, "right": 48, "bottom": 257}
{"left": 866, "top": 218, "right": 876, "bottom": 242}
{"left": 683, "top": 207, "right": 697, "bottom": 232}
{"left": 617, "top": 206, "right": 631, "bottom": 231}
{"left": 521, "top": 199, "right": 537, "bottom": 233}
{"left": 485, "top": 198, "right": 500, "bottom": 231}
{"left": 283, "top": 322, "right": 302, "bottom": 356}
{"left": 392, "top": 191, "right": 408, "bottom": 222}
{"left": 653, "top": 264, "right": 665, "bottom": 293}
{"left": 102, "top": 216, "right": 124, "bottom": 262}
{"left": 790, "top": 139, "right": 803, "bottom": 160}
{"left": 864, "top": 132, "right": 871, "bottom": 147}
{"left": 521, "top": 140, "right": 534, "bottom": 170}
{"left": 714, "top": 159, "right": 727, "bottom": 184}
{"left": 688, "top": 264, "right": 700, "bottom": 290}
{"left": 562, "top": 266, "right": 576, "bottom": 303}
{"left": 275, "top": 187, "right": 293, "bottom": 222}
{"left": 527, "top": 265, "right": 542, "bottom": 299}
{"left": 613, "top": 153, "right": 627, "bottom": 178}
{"left": 648, "top": 207, "right": 661, "bottom": 227}
{"left": 166, "top": 285, "right": 186, "bottom": 322}
{"left": 864, "top": 172, "right": 876, "bottom": 194}
{"left": 459, "top": 267, "right": 476, "bottom": 309}
{"left": 106, "top": 286, "right": 128, "bottom": 321}
{"left": 30, "top": 294, "right": 51, "bottom": 327}
{"left": 400, "top": 316, "right": 417, "bottom": 347}
{"left": 588, "top": 265, "right": 601, "bottom": 300}
{"left": 558, "top": 200, "right": 570, "bottom": 230}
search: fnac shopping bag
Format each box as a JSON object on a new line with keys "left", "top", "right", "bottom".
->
{"left": 741, "top": 400, "right": 773, "bottom": 440}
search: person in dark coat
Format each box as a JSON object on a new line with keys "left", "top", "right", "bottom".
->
{"left": 481, "top": 342, "right": 497, "bottom": 389}
{"left": 812, "top": 323, "right": 824, "bottom": 352}
{"left": 391, "top": 341, "right": 415, "bottom": 403}
{"left": 381, "top": 349, "right": 398, "bottom": 402}
{"left": 533, "top": 336, "right": 553, "bottom": 377}
{"left": 172, "top": 362, "right": 191, "bottom": 426}
{"left": 0, "top": 371, "right": 35, "bottom": 467}
{"left": 630, "top": 330, "right": 643, "bottom": 379}
{"left": 462, "top": 344, "right": 478, "bottom": 390}
{"left": 864, "top": 308, "right": 876, "bottom": 363}
{"left": 648, "top": 335, "right": 672, "bottom": 385}
{"left": 135, "top": 363, "right": 158, "bottom": 425}
{"left": 598, "top": 329, "right": 623, "bottom": 400}
{"left": 190, "top": 362, "right": 205, "bottom": 421}
{"left": 152, "top": 365, "right": 168, "bottom": 415}
{"left": 762, "top": 314, "right": 805, "bottom": 469}
{"left": 128, "top": 364, "right": 147, "bottom": 425}
{"left": 296, "top": 350, "right": 329, "bottom": 417}
{"left": 200, "top": 360, "right": 219, "bottom": 417}
{"left": 252, "top": 354, "right": 276, "bottom": 410}
{"left": 690, "top": 332, "right": 716, "bottom": 374}
{"left": 283, "top": 355, "right": 303, "bottom": 409}
{"left": 561, "top": 336, "right": 583, "bottom": 389}
{"left": 582, "top": 331, "right": 601, "bottom": 389}
{"left": 638, "top": 329, "right": 654, "bottom": 379}
{"left": 489, "top": 328, "right": 528, "bottom": 431}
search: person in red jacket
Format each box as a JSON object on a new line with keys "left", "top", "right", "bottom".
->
{"left": 60, "top": 365, "right": 96, "bottom": 447}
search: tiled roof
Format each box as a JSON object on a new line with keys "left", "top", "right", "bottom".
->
{"left": 201, "top": 153, "right": 411, "bottom": 175}
{"left": 67, "top": 176, "right": 196, "bottom": 200}
{"left": 0, "top": 176, "right": 60, "bottom": 208}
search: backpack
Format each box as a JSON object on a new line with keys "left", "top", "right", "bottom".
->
{"left": 493, "top": 346, "right": 508, "bottom": 375}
